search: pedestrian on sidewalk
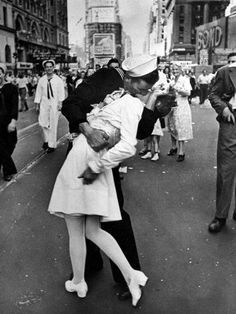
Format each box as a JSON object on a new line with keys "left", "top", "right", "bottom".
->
{"left": 197, "top": 69, "right": 209, "bottom": 105}
{"left": 16, "top": 72, "right": 29, "bottom": 112}
{"left": 208, "top": 52, "right": 236, "bottom": 233}
{"left": 167, "top": 64, "right": 193, "bottom": 162}
{"left": 34, "top": 59, "right": 65, "bottom": 153}
{"left": 48, "top": 55, "right": 161, "bottom": 307}
{"left": 0, "top": 64, "right": 18, "bottom": 181}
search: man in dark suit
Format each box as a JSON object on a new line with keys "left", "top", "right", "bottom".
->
{"left": 208, "top": 52, "right": 236, "bottom": 233}
{"left": 62, "top": 65, "right": 171, "bottom": 298}
{"left": 0, "top": 65, "right": 18, "bottom": 181}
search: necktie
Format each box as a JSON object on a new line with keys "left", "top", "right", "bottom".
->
{"left": 47, "top": 78, "right": 54, "bottom": 99}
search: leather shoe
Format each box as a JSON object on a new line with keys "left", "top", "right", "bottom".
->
{"left": 47, "top": 147, "right": 55, "bottom": 153}
{"left": 4, "top": 174, "right": 14, "bottom": 181}
{"left": 208, "top": 218, "right": 226, "bottom": 233}
{"left": 233, "top": 212, "right": 236, "bottom": 221}
{"left": 118, "top": 289, "right": 132, "bottom": 301}
{"left": 167, "top": 148, "right": 177, "bottom": 156}
{"left": 176, "top": 154, "right": 185, "bottom": 162}
{"left": 115, "top": 283, "right": 132, "bottom": 301}
{"left": 42, "top": 142, "right": 48, "bottom": 150}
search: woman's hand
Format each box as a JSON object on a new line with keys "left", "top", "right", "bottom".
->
{"left": 79, "top": 167, "right": 99, "bottom": 184}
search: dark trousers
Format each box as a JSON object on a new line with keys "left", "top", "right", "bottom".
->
{"left": 0, "top": 126, "right": 17, "bottom": 176}
{"left": 67, "top": 141, "right": 141, "bottom": 285}
{"left": 199, "top": 84, "right": 208, "bottom": 104}
{"left": 215, "top": 118, "right": 236, "bottom": 219}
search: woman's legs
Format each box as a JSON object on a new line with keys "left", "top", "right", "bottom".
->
{"left": 65, "top": 215, "right": 86, "bottom": 284}
{"left": 151, "top": 136, "right": 160, "bottom": 161}
{"left": 86, "top": 216, "right": 133, "bottom": 283}
{"left": 152, "top": 135, "right": 160, "bottom": 153}
{"left": 178, "top": 140, "right": 185, "bottom": 155}
{"left": 85, "top": 215, "right": 147, "bottom": 306}
{"left": 141, "top": 136, "right": 152, "bottom": 159}
{"left": 176, "top": 140, "right": 185, "bottom": 162}
{"left": 167, "top": 135, "right": 177, "bottom": 156}
{"left": 171, "top": 135, "right": 177, "bottom": 150}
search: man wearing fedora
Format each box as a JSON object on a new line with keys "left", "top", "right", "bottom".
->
{"left": 61, "top": 55, "right": 172, "bottom": 299}
{"left": 34, "top": 60, "right": 65, "bottom": 153}
{"left": 208, "top": 52, "right": 236, "bottom": 233}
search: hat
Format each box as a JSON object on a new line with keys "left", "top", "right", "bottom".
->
{"left": 0, "top": 63, "right": 7, "bottom": 73}
{"left": 122, "top": 55, "right": 157, "bottom": 77}
{"left": 42, "top": 59, "right": 55, "bottom": 68}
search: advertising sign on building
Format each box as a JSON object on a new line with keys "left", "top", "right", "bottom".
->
{"left": 199, "top": 49, "right": 208, "bottom": 65}
{"left": 87, "top": 0, "right": 115, "bottom": 7}
{"left": 196, "top": 17, "right": 226, "bottom": 51}
{"left": 17, "top": 62, "right": 33, "bottom": 69}
{"left": 91, "top": 7, "right": 115, "bottom": 23}
{"left": 93, "top": 33, "right": 115, "bottom": 55}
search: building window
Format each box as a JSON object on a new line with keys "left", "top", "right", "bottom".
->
{"left": 51, "top": 15, "right": 54, "bottom": 23}
{"left": 3, "top": 7, "right": 7, "bottom": 26}
{"left": 179, "top": 25, "right": 184, "bottom": 43}
{"left": 26, "top": 0, "right": 30, "bottom": 10}
{"left": 44, "top": 29, "right": 49, "bottom": 42}
{"left": 31, "top": 22, "right": 38, "bottom": 37}
{"left": 51, "top": 30, "right": 54, "bottom": 43}
{"left": 179, "top": 5, "right": 184, "bottom": 16}
{"left": 5, "top": 45, "right": 11, "bottom": 63}
{"left": 50, "top": 0, "right": 53, "bottom": 6}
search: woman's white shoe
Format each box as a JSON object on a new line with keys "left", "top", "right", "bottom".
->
{"left": 65, "top": 279, "right": 88, "bottom": 298}
{"left": 128, "top": 271, "right": 148, "bottom": 307}
{"left": 151, "top": 152, "right": 159, "bottom": 161}
{"left": 141, "top": 151, "right": 152, "bottom": 159}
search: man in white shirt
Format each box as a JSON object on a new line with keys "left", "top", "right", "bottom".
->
{"left": 34, "top": 60, "right": 65, "bottom": 153}
{"left": 197, "top": 69, "right": 209, "bottom": 104}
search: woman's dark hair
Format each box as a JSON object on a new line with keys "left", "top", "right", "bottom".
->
{"left": 18, "top": 72, "right": 24, "bottom": 78}
{"left": 133, "top": 69, "right": 159, "bottom": 85}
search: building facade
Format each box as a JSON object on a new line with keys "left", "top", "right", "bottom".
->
{"left": 0, "top": 1, "right": 15, "bottom": 70}
{"left": 196, "top": 4, "right": 236, "bottom": 70}
{"left": 84, "top": 0, "right": 122, "bottom": 66}
{"left": 147, "top": 0, "right": 167, "bottom": 56}
{"left": 165, "top": 0, "right": 229, "bottom": 62}
{"left": 0, "top": 0, "right": 69, "bottom": 73}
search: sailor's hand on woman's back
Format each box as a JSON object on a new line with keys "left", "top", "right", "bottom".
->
{"left": 79, "top": 122, "right": 109, "bottom": 152}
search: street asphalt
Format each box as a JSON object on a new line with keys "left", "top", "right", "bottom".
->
{"left": 0, "top": 98, "right": 236, "bottom": 314}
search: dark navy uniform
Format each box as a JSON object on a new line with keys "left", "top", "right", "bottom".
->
{"left": 0, "top": 83, "right": 18, "bottom": 179}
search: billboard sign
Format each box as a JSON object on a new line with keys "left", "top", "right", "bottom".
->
{"left": 93, "top": 33, "right": 115, "bottom": 55}
{"left": 91, "top": 7, "right": 115, "bottom": 23}
{"left": 17, "top": 62, "right": 33, "bottom": 69}
{"left": 196, "top": 17, "right": 226, "bottom": 51}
